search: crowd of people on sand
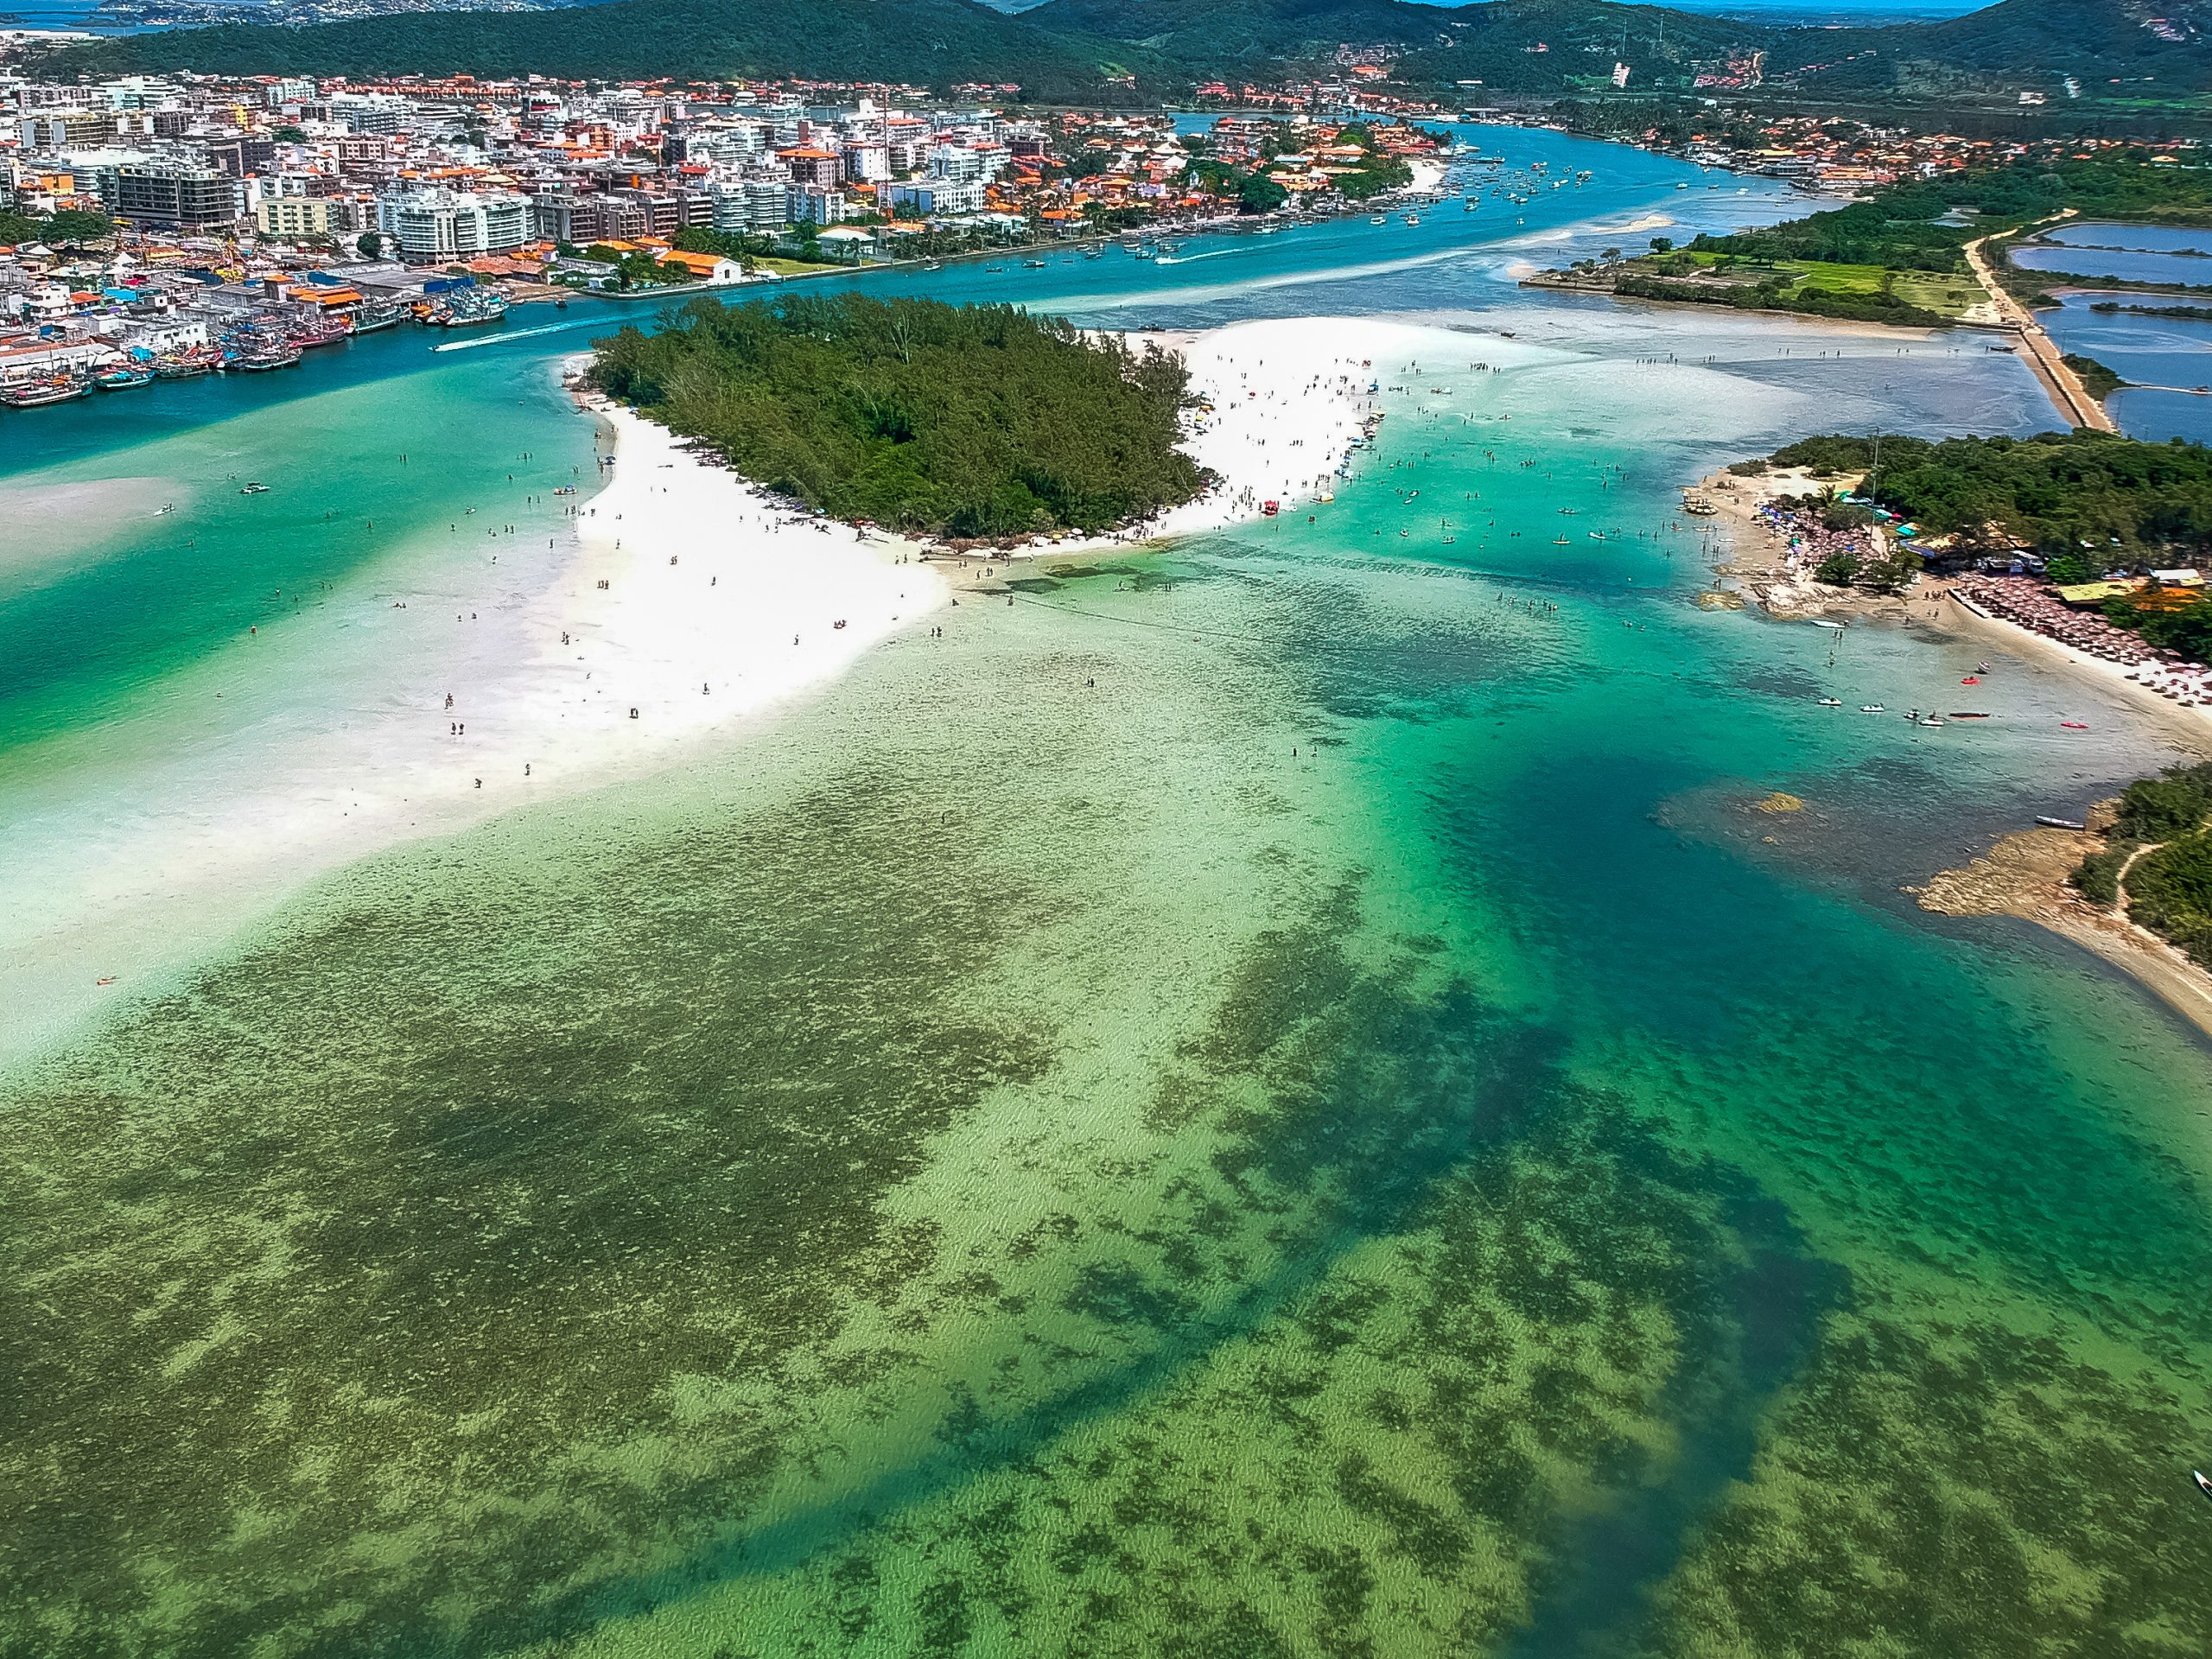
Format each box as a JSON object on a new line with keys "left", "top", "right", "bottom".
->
{"left": 1954, "top": 572, "right": 2212, "bottom": 707}
{"left": 1750, "top": 496, "right": 1878, "bottom": 581}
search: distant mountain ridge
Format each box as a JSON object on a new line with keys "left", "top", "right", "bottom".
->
{"left": 41, "top": 0, "right": 1160, "bottom": 98}
{"left": 1766, "top": 0, "right": 2212, "bottom": 96}
{"left": 39, "top": 0, "right": 2212, "bottom": 105}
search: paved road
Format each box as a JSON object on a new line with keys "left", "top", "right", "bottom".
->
{"left": 1964, "top": 215, "right": 2119, "bottom": 433}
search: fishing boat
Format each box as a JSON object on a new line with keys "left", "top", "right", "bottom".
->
{"left": 226, "top": 343, "right": 302, "bottom": 372}
{"left": 95, "top": 364, "right": 154, "bottom": 390}
{"left": 238, "top": 481, "right": 271, "bottom": 494}
{"left": 1551, "top": 534, "right": 1571, "bottom": 544}
{"left": 1860, "top": 704, "right": 1885, "bottom": 713}
{"left": 349, "top": 301, "right": 408, "bottom": 334}
{"left": 0, "top": 376, "right": 90, "bottom": 408}
{"left": 1816, "top": 697, "right": 1841, "bottom": 707}
{"left": 1919, "top": 717, "right": 1944, "bottom": 727}
{"left": 1949, "top": 711, "right": 1992, "bottom": 720}
{"left": 432, "top": 290, "right": 510, "bottom": 327}
{"left": 155, "top": 347, "right": 222, "bottom": 378}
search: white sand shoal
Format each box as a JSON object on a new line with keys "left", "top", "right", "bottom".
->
{"left": 2, "top": 316, "right": 1395, "bottom": 1058}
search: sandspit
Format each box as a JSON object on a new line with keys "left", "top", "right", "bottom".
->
{"left": 2, "top": 315, "right": 1393, "bottom": 1059}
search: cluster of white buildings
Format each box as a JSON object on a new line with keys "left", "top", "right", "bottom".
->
{"left": 3, "top": 68, "right": 1055, "bottom": 261}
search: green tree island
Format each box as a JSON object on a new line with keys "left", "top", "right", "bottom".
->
{"left": 588, "top": 295, "right": 1209, "bottom": 541}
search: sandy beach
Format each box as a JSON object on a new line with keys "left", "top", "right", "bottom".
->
{"left": 1, "top": 315, "right": 1395, "bottom": 1058}
{"left": 1929, "top": 586, "right": 2212, "bottom": 747}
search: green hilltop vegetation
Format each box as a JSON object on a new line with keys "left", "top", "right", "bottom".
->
{"left": 43, "top": 0, "right": 2212, "bottom": 110}
{"left": 1761, "top": 430, "right": 2212, "bottom": 565}
{"left": 1585, "top": 156, "right": 2212, "bottom": 327}
{"left": 2072, "top": 763, "right": 2212, "bottom": 969}
{"left": 1028, "top": 0, "right": 1460, "bottom": 67}
{"left": 588, "top": 294, "right": 1205, "bottom": 541}
{"left": 1764, "top": 0, "right": 2212, "bottom": 101}
{"left": 40, "top": 0, "right": 1163, "bottom": 99}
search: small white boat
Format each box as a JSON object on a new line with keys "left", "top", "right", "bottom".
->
{"left": 1919, "top": 717, "right": 1944, "bottom": 727}
{"left": 1808, "top": 619, "right": 1846, "bottom": 629}
{"left": 1816, "top": 697, "right": 1841, "bottom": 707}
{"left": 1860, "top": 704, "right": 1885, "bottom": 713}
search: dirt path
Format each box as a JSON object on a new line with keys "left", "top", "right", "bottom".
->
{"left": 1916, "top": 820, "right": 2212, "bottom": 1039}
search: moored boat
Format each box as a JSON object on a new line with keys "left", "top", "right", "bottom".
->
{"left": 155, "top": 348, "right": 221, "bottom": 378}
{"left": 226, "top": 344, "right": 303, "bottom": 372}
{"left": 350, "top": 301, "right": 409, "bottom": 334}
{"left": 430, "top": 290, "right": 511, "bottom": 327}
{"left": 0, "top": 376, "right": 91, "bottom": 408}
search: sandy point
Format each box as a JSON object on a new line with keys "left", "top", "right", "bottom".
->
{"left": 547, "top": 379, "right": 944, "bottom": 749}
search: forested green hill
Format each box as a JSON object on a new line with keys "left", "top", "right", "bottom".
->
{"left": 589, "top": 295, "right": 1206, "bottom": 539}
{"left": 40, "top": 0, "right": 2210, "bottom": 108}
{"left": 1764, "top": 0, "right": 2212, "bottom": 99}
{"left": 43, "top": 0, "right": 1158, "bottom": 99}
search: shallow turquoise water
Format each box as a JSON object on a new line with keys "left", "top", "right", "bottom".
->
{"left": 5, "top": 130, "right": 2211, "bottom": 1656}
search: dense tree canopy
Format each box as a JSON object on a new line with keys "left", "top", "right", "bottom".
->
{"left": 589, "top": 294, "right": 1205, "bottom": 540}
{"left": 1690, "top": 156, "right": 2212, "bottom": 274}
{"left": 1765, "top": 431, "right": 2212, "bottom": 557}
{"left": 0, "top": 205, "right": 113, "bottom": 247}
{"left": 2075, "top": 762, "right": 2212, "bottom": 967}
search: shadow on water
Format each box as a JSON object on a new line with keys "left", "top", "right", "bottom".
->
{"left": 479, "top": 914, "right": 1848, "bottom": 1657}
{"left": 1503, "top": 1201, "right": 1842, "bottom": 1658}
{"left": 513, "top": 973, "right": 1576, "bottom": 1641}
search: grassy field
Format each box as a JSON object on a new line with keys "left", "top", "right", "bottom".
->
{"left": 1627, "top": 251, "right": 1986, "bottom": 321}
{"left": 753, "top": 255, "right": 853, "bottom": 276}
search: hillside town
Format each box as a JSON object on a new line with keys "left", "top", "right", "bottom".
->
{"left": 0, "top": 63, "right": 1450, "bottom": 403}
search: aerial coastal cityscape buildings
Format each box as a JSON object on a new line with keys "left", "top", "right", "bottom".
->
{"left": 0, "top": 47, "right": 2194, "bottom": 404}
{"left": 0, "top": 59, "right": 1464, "bottom": 395}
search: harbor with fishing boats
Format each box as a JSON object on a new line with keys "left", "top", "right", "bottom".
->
{"left": 0, "top": 269, "right": 507, "bottom": 407}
